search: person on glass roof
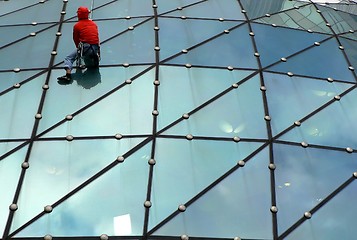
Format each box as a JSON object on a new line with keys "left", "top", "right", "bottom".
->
{"left": 58, "top": 6, "right": 100, "bottom": 81}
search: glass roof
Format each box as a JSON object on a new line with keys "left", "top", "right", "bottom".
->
{"left": 1, "top": 0, "right": 357, "bottom": 239}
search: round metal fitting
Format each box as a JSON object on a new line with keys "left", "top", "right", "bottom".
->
{"left": 349, "top": 29, "right": 355, "bottom": 33}
{"left": 287, "top": 72, "right": 294, "bottom": 77}
{"left": 63, "top": 0, "right": 68, "bottom": 2}
{"left": 249, "top": 32, "right": 255, "bottom": 36}
{"left": 334, "top": 95, "right": 341, "bottom": 101}
{"left": 294, "top": 6, "right": 299, "bottom": 9}
{"left": 123, "top": 63, "right": 130, "bottom": 67}
{"left": 32, "top": 22, "right": 38, "bottom": 26}
{"left": 154, "top": 46, "right": 160, "bottom": 51}
{"left": 186, "top": 134, "right": 193, "bottom": 140}
{"left": 35, "top": 113, "right": 42, "bottom": 119}
{"left": 182, "top": 113, "right": 190, "bottom": 119}
{"left": 294, "top": 121, "right": 301, "bottom": 126}
{"left": 128, "top": 26, "right": 134, "bottom": 30}
{"left": 227, "top": 66, "right": 234, "bottom": 71}
{"left": 224, "top": 30, "right": 230, "bottom": 34}
{"left": 254, "top": 52, "right": 260, "bottom": 57}
{"left": 327, "top": 77, "right": 334, "bottom": 82}
{"left": 185, "top": 63, "right": 192, "bottom": 68}
{"left": 314, "top": 42, "right": 320, "bottom": 46}
{"left": 51, "top": 51, "right": 57, "bottom": 55}
{"left": 316, "top": 9, "right": 321, "bottom": 13}
{"left": 232, "top": 83, "right": 239, "bottom": 88}
{"left": 265, "top": 13, "right": 271, "bottom": 17}
{"left": 234, "top": 237, "right": 242, "bottom": 240}
{"left": 148, "top": 159, "right": 156, "bottom": 165}
{"left": 326, "top": 23, "right": 331, "bottom": 27}
{"left": 178, "top": 204, "right": 186, "bottom": 212}
{"left": 272, "top": 23, "right": 277, "bottom": 27}
{"left": 353, "top": 172, "right": 357, "bottom": 178}
{"left": 270, "top": 206, "right": 278, "bottom": 213}
{"left": 154, "top": 80, "right": 160, "bottom": 86}
{"left": 115, "top": 133, "right": 123, "bottom": 140}
{"left": 61, "top": 11, "right": 66, "bottom": 15}
{"left": 152, "top": 110, "right": 159, "bottom": 116}
{"left": 304, "top": 212, "right": 312, "bottom": 219}
{"left": 218, "top": 18, "right": 225, "bottom": 21}
{"left": 44, "top": 235, "right": 52, "bottom": 240}
{"left": 22, "top": 162, "right": 29, "bottom": 169}
{"left": 152, "top": 4, "right": 157, "bottom": 8}
{"left": 125, "top": 16, "right": 131, "bottom": 20}
{"left": 241, "top": 9, "right": 247, "bottom": 13}
{"left": 42, "top": 84, "right": 49, "bottom": 90}
{"left": 181, "top": 235, "right": 189, "bottom": 240}
{"left": 339, "top": 46, "right": 344, "bottom": 50}
{"left": 238, "top": 160, "right": 245, "bottom": 167}
{"left": 56, "top": 32, "right": 62, "bottom": 36}
{"left": 301, "top": 142, "right": 308, "bottom": 148}
{"left": 349, "top": 66, "right": 354, "bottom": 71}
{"left": 9, "top": 203, "right": 18, "bottom": 211}
{"left": 65, "top": 115, "right": 73, "bottom": 121}
{"left": 154, "top": 26, "right": 160, "bottom": 31}
{"left": 100, "top": 234, "right": 109, "bottom": 240}
{"left": 268, "top": 163, "right": 276, "bottom": 170}
{"left": 144, "top": 200, "right": 152, "bottom": 208}
{"left": 44, "top": 205, "right": 53, "bottom": 213}
{"left": 280, "top": 57, "right": 287, "bottom": 62}
{"left": 182, "top": 49, "right": 188, "bottom": 54}
{"left": 117, "top": 156, "right": 125, "bottom": 162}
{"left": 181, "top": 16, "right": 187, "bottom": 20}
{"left": 125, "top": 79, "right": 132, "bottom": 84}
{"left": 260, "top": 86, "right": 266, "bottom": 91}
{"left": 346, "top": 147, "right": 353, "bottom": 153}
{"left": 39, "top": 0, "right": 45, "bottom": 3}
{"left": 13, "top": 67, "right": 21, "bottom": 73}
{"left": 264, "top": 116, "right": 271, "bottom": 121}
{"left": 307, "top": 29, "right": 313, "bottom": 33}
{"left": 13, "top": 83, "right": 21, "bottom": 88}
{"left": 29, "top": 32, "right": 36, "bottom": 37}
{"left": 177, "top": 7, "right": 183, "bottom": 10}
{"left": 233, "top": 136, "right": 240, "bottom": 142}
{"left": 66, "top": 135, "right": 74, "bottom": 141}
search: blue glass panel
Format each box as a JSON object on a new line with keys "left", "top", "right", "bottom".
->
{"left": 93, "top": 0, "right": 153, "bottom": 19}
{"left": 339, "top": 37, "right": 357, "bottom": 72}
{"left": 318, "top": 5, "right": 357, "bottom": 34}
{"left": 252, "top": 23, "right": 328, "bottom": 67}
{"left": 159, "top": 18, "right": 240, "bottom": 60}
{"left": 0, "top": 143, "right": 28, "bottom": 234}
{"left": 0, "top": 70, "right": 44, "bottom": 92}
{"left": 153, "top": 147, "right": 272, "bottom": 239}
{"left": 0, "top": 1, "right": 39, "bottom": 15}
{"left": 269, "top": 38, "right": 355, "bottom": 81}
{"left": 0, "top": 75, "right": 45, "bottom": 139}
{"left": 273, "top": 143, "right": 357, "bottom": 234}
{"left": 278, "top": 86, "right": 357, "bottom": 148}
{"left": 157, "top": 66, "right": 254, "bottom": 130}
{"left": 163, "top": 74, "right": 267, "bottom": 139}
{"left": 241, "top": 0, "right": 307, "bottom": 20}
{"left": 149, "top": 138, "right": 265, "bottom": 231}
{"left": 255, "top": 4, "right": 333, "bottom": 34}
{"left": 64, "top": 0, "right": 95, "bottom": 20}
{"left": 39, "top": 66, "right": 150, "bottom": 137}
{"left": 167, "top": 24, "right": 258, "bottom": 69}
{"left": 163, "top": 0, "right": 245, "bottom": 20}
{"left": 11, "top": 138, "right": 147, "bottom": 235}
{"left": 155, "top": 0, "right": 201, "bottom": 14}
{"left": 264, "top": 72, "right": 353, "bottom": 136}
{"left": 340, "top": 32, "right": 357, "bottom": 41}
{"left": 285, "top": 180, "right": 357, "bottom": 239}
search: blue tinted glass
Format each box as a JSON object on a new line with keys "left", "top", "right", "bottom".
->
{"left": 269, "top": 38, "right": 355, "bottom": 81}
{"left": 285, "top": 180, "right": 357, "bottom": 239}
{"left": 93, "top": 0, "right": 153, "bottom": 18}
{"left": 153, "top": 147, "right": 272, "bottom": 239}
{"left": 0, "top": 1, "right": 39, "bottom": 15}
{"left": 264, "top": 72, "right": 353, "bottom": 136}
{"left": 252, "top": 23, "right": 328, "bottom": 67}
{"left": 339, "top": 37, "right": 357, "bottom": 72}
{"left": 163, "top": 74, "right": 267, "bottom": 139}
{"left": 167, "top": 24, "right": 258, "bottom": 69}
{"left": 12, "top": 138, "right": 148, "bottom": 236}
{"left": 0, "top": 71, "right": 43, "bottom": 92}
{"left": 155, "top": 0, "right": 201, "bottom": 14}
{"left": 318, "top": 5, "right": 357, "bottom": 34}
{"left": 273, "top": 143, "right": 357, "bottom": 234}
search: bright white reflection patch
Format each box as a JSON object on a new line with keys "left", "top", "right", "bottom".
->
{"left": 114, "top": 214, "right": 132, "bottom": 235}
{"left": 220, "top": 121, "right": 245, "bottom": 133}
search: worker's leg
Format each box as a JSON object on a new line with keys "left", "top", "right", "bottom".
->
{"left": 58, "top": 49, "right": 77, "bottom": 81}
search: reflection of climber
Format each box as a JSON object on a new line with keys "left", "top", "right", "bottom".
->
{"left": 57, "top": 6, "right": 100, "bottom": 81}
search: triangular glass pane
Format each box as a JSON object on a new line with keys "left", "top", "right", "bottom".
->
{"left": 318, "top": 4, "right": 357, "bottom": 34}
{"left": 11, "top": 138, "right": 147, "bottom": 235}
{"left": 0, "top": 1, "right": 39, "bottom": 16}
{"left": 159, "top": 18, "right": 240, "bottom": 60}
{"left": 0, "top": 74, "right": 45, "bottom": 139}
{"left": 340, "top": 32, "right": 357, "bottom": 41}
{"left": 40, "top": 67, "right": 154, "bottom": 137}
{"left": 155, "top": 0, "right": 204, "bottom": 14}
{"left": 269, "top": 38, "right": 355, "bottom": 81}
{"left": 157, "top": 66, "right": 254, "bottom": 130}
{"left": 255, "top": 4, "right": 333, "bottom": 34}
{"left": 167, "top": 24, "right": 258, "bottom": 69}
{"left": 163, "top": 0, "right": 245, "bottom": 20}
{"left": 284, "top": 179, "right": 357, "bottom": 239}
{"left": 93, "top": 0, "right": 153, "bottom": 19}
{"left": 273, "top": 143, "right": 357, "bottom": 234}
{"left": 0, "top": 70, "right": 45, "bottom": 92}
{"left": 339, "top": 37, "right": 357, "bottom": 71}
{"left": 148, "top": 138, "right": 265, "bottom": 231}
{"left": 241, "top": 0, "right": 307, "bottom": 20}
{"left": 0, "top": 143, "right": 28, "bottom": 234}
{"left": 162, "top": 75, "right": 267, "bottom": 139}
{"left": 278, "top": 87, "right": 357, "bottom": 149}
{"left": 264, "top": 72, "right": 353, "bottom": 136}
{"left": 252, "top": 23, "right": 328, "bottom": 67}
{"left": 152, "top": 147, "right": 272, "bottom": 239}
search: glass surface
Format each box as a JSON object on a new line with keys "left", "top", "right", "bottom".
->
{"left": 318, "top": 5, "right": 357, "bottom": 34}
{"left": 339, "top": 37, "right": 357, "bottom": 72}
{"left": 269, "top": 38, "right": 355, "bottom": 81}
{"left": 264, "top": 72, "right": 353, "bottom": 136}
{"left": 163, "top": 74, "right": 267, "bottom": 139}
{"left": 162, "top": 0, "right": 245, "bottom": 20}
{"left": 40, "top": 67, "right": 152, "bottom": 137}
{"left": 11, "top": 138, "right": 147, "bottom": 235}
{"left": 167, "top": 24, "right": 258, "bottom": 69}
{"left": 252, "top": 23, "right": 328, "bottom": 67}
{"left": 157, "top": 66, "right": 254, "bottom": 130}
{"left": 0, "top": 143, "right": 28, "bottom": 235}
{"left": 0, "top": 70, "right": 44, "bottom": 92}
{"left": 273, "top": 143, "right": 357, "bottom": 234}
{"left": 93, "top": 0, "right": 153, "bottom": 18}
{"left": 285, "top": 180, "right": 357, "bottom": 240}
{"left": 0, "top": 74, "right": 45, "bottom": 139}
{"left": 153, "top": 147, "right": 272, "bottom": 239}
{"left": 158, "top": 18, "right": 240, "bottom": 60}
{"left": 278, "top": 86, "right": 357, "bottom": 148}
{"left": 0, "top": 0, "right": 39, "bottom": 15}
{"left": 155, "top": 0, "right": 203, "bottom": 14}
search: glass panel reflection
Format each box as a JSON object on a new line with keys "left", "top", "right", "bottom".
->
{"left": 339, "top": 37, "right": 357, "bottom": 72}
{"left": 318, "top": 5, "right": 357, "bottom": 34}
{"left": 93, "top": 0, "right": 153, "bottom": 19}
{"left": 0, "top": 70, "right": 44, "bottom": 92}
